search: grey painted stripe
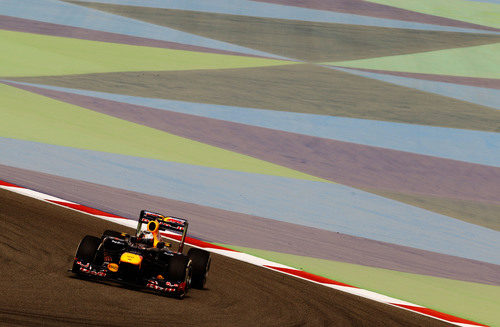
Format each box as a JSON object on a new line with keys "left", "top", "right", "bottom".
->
{"left": 70, "top": 0, "right": 500, "bottom": 34}
{"left": 7, "top": 81, "right": 499, "bottom": 167}
{"left": 0, "top": 0, "right": 289, "bottom": 59}
{"left": 328, "top": 66, "right": 500, "bottom": 110}
{"left": 0, "top": 137, "right": 498, "bottom": 265}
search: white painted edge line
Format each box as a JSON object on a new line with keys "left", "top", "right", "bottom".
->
{"left": 0, "top": 182, "right": 487, "bottom": 327}
{"left": 8, "top": 185, "right": 78, "bottom": 203}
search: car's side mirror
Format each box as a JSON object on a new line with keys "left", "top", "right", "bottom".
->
{"left": 156, "top": 242, "right": 165, "bottom": 249}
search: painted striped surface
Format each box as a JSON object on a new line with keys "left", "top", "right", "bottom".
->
{"left": 329, "top": 66, "right": 500, "bottom": 109}
{"left": 0, "top": 0, "right": 288, "bottom": 59}
{"left": 1, "top": 0, "right": 498, "bottom": 324}
{"left": 7, "top": 81, "right": 499, "bottom": 167}
{"left": 67, "top": 0, "right": 500, "bottom": 34}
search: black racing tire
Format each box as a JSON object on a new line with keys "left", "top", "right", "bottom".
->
{"left": 167, "top": 255, "right": 192, "bottom": 299}
{"left": 101, "top": 229, "right": 126, "bottom": 240}
{"left": 188, "top": 248, "right": 211, "bottom": 289}
{"left": 167, "top": 255, "right": 188, "bottom": 281}
{"left": 72, "top": 235, "right": 100, "bottom": 273}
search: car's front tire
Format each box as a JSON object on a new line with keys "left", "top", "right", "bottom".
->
{"left": 72, "top": 235, "right": 100, "bottom": 273}
{"left": 167, "top": 255, "right": 192, "bottom": 299}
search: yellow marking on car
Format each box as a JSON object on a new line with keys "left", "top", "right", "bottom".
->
{"left": 107, "top": 263, "right": 119, "bottom": 272}
{"left": 147, "top": 220, "right": 161, "bottom": 247}
{"left": 120, "top": 252, "right": 143, "bottom": 266}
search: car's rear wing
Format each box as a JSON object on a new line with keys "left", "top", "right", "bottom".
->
{"left": 138, "top": 210, "right": 189, "bottom": 253}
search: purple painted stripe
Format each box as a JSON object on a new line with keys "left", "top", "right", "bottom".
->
{"left": 0, "top": 15, "right": 264, "bottom": 58}
{"left": 336, "top": 67, "right": 500, "bottom": 89}
{"left": 253, "top": 0, "right": 500, "bottom": 32}
{"left": 1, "top": 164, "right": 498, "bottom": 285}
{"left": 6, "top": 81, "right": 500, "bottom": 205}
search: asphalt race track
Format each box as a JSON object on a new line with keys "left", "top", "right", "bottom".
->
{"left": 0, "top": 189, "right": 450, "bottom": 326}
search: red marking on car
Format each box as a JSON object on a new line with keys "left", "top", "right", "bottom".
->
{"left": 146, "top": 283, "right": 178, "bottom": 292}
{"left": 77, "top": 261, "right": 90, "bottom": 268}
{"left": 143, "top": 211, "right": 164, "bottom": 219}
{"left": 165, "top": 281, "right": 179, "bottom": 287}
{"left": 165, "top": 217, "right": 186, "bottom": 225}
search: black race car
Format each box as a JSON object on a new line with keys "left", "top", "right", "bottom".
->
{"left": 71, "top": 210, "right": 211, "bottom": 299}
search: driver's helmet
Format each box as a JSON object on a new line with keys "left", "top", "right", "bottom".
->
{"left": 137, "top": 231, "right": 154, "bottom": 246}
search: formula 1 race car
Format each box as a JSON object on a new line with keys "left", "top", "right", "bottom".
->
{"left": 71, "top": 210, "right": 211, "bottom": 299}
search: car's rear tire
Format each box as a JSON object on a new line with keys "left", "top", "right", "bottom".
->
{"left": 72, "top": 235, "right": 100, "bottom": 273}
{"left": 167, "top": 255, "right": 192, "bottom": 299}
{"left": 188, "top": 248, "right": 211, "bottom": 289}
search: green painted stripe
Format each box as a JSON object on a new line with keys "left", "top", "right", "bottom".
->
{"left": 0, "top": 30, "right": 294, "bottom": 77}
{"left": 217, "top": 244, "right": 500, "bottom": 327}
{"left": 326, "top": 43, "right": 500, "bottom": 78}
{"left": 365, "top": 0, "right": 500, "bottom": 29}
{"left": 0, "top": 83, "right": 326, "bottom": 182}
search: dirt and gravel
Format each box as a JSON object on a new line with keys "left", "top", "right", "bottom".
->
{"left": 0, "top": 188, "right": 452, "bottom": 326}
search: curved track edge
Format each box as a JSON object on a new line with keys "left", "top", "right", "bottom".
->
{"left": 0, "top": 179, "right": 487, "bottom": 327}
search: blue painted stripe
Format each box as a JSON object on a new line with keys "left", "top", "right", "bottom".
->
{"left": 0, "top": 0, "right": 288, "bottom": 59}
{"left": 328, "top": 66, "right": 500, "bottom": 110}
{"left": 69, "top": 0, "right": 500, "bottom": 34}
{"left": 7, "top": 81, "right": 500, "bottom": 168}
{"left": 0, "top": 137, "right": 498, "bottom": 264}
